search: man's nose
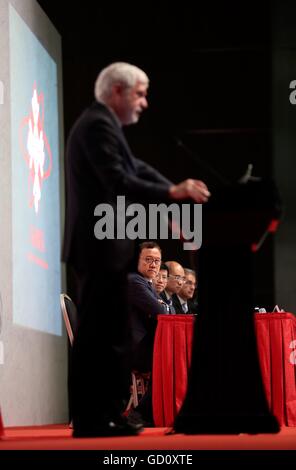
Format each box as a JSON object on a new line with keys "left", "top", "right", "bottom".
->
{"left": 142, "top": 97, "right": 148, "bottom": 108}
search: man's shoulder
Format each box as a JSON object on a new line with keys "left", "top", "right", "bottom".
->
{"left": 160, "top": 291, "right": 168, "bottom": 302}
{"left": 73, "top": 101, "right": 116, "bottom": 128}
{"left": 128, "top": 272, "right": 146, "bottom": 285}
{"left": 86, "top": 101, "right": 116, "bottom": 124}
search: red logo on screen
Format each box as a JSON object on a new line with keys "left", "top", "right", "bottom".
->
{"left": 19, "top": 84, "right": 52, "bottom": 214}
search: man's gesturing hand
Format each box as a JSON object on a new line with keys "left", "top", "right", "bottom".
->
{"left": 169, "top": 179, "right": 211, "bottom": 203}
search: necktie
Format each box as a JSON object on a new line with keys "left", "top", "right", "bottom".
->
{"left": 182, "top": 302, "right": 188, "bottom": 313}
{"left": 168, "top": 299, "right": 176, "bottom": 314}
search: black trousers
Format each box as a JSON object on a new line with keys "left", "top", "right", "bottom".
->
{"left": 69, "top": 265, "right": 131, "bottom": 428}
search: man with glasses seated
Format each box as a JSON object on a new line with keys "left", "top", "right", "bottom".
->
{"left": 152, "top": 264, "right": 170, "bottom": 312}
{"left": 127, "top": 241, "right": 167, "bottom": 426}
{"left": 160, "top": 261, "right": 186, "bottom": 314}
{"left": 176, "top": 268, "right": 198, "bottom": 314}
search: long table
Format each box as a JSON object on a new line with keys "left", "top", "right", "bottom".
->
{"left": 152, "top": 314, "right": 195, "bottom": 427}
{"left": 152, "top": 312, "right": 296, "bottom": 428}
{"left": 255, "top": 312, "right": 296, "bottom": 426}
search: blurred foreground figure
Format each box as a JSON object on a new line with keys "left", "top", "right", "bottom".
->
{"left": 63, "top": 62, "right": 210, "bottom": 437}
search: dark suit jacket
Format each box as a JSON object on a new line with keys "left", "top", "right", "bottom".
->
{"left": 188, "top": 299, "right": 199, "bottom": 315}
{"left": 172, "top": 294, "right": 199, "bottom": 314}
{"left": 160, "top": 290, "right": 176, "bottom": 313}
{"left": 63, "top": 101, "right": 172, "bottom": 271}
{"left": 159, "top": 290, "right": 170, "bottom": 305}
{"left": 128, "top": 273, "right": 167, "bottom": 371}
{"left": 172, "top": 293, "right": 184, "bottom": 313}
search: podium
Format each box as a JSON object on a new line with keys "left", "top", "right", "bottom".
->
{"left": 174, "top": 179, "right": 281, "bottom": 434}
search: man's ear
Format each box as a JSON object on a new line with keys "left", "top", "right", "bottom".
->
{"left": 112, "top": 82, "right": 124, "bottom": 97}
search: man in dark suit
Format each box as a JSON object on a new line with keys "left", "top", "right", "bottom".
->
{"left": 63, "top": 62, "right": 210, "bottom": 437}
{"left": 175, "top": 268, "right": 198, "bottom": 314}
{"left": 152, "top": 264, "right": 169, "bottom": 301}
{"left": 128, "top": 242, "right": 167, "bottom": 373}
{"left": 160, "top": 261, "right": 185, "bottom": 313}
{"left": 128, "top": 241, "right": 167, "bottom": 425}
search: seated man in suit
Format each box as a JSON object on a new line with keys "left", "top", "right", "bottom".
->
{"left": 176, "top": 268, "right": 198, "bottom": 314}
{"left": 128, "top": 241, "right": 167, "bottom": 425}
{"left": 160, "top": 261, "right": 186, "bottom": 313}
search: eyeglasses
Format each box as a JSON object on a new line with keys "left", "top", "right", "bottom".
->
{"left": 185, "top": 280, "right": 197, "bottom": 288}
{"left": 169, "top": 275, "right": 186, "bottom": 282}
{"left": 156, "top": 274, "right": 168, "bottom": 281}
{"left": 141, "top": 256, "right": 161, "bottom": 266}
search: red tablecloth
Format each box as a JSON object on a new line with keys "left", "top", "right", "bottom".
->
{"left": 152, "top": 314, "right": 195, "bottom": 427}
{"left": 255, "top": 312, "right": 296, "bottom": 426}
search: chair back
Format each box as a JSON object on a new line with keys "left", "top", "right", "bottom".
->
{"left": 0, "top": 407, "right": 4, "bottom": 438}
{"left": 60, "top": 294, "right": 79, "bottom": 346}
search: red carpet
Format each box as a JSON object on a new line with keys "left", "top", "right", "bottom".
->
{"left": 0, "top": 424, "right": 296, "bottom": 450}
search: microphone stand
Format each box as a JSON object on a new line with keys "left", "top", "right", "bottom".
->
{"left": 175, "top": 138, "right": 230, "bottom": 186}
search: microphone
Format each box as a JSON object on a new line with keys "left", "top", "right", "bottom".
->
{"left": 174, "top": 137, "right": 230, "bottom": 186}
{"left": 238, "top": 163, "right": 261, "bottom": 184}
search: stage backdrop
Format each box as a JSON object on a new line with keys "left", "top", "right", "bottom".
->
{"left": 272, "top": 1, "right": 296, "bottom": 314}
{"left": 0, "top": 0, "right": 67, "bottom": 425}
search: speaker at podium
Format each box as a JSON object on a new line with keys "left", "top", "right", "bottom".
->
{"left": 174, "top": 175, "right": 282, "bottom": 434}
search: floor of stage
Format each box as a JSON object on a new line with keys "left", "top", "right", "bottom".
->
{"left": 0, "top": 424, "right": 296, "bottom": 450}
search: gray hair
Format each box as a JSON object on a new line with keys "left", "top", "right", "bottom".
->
{"left": 184, "top": 268, "right": 196, "bottom": 277}
{"left": 94, "top": 62, "right": 149, "bottom": 102}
